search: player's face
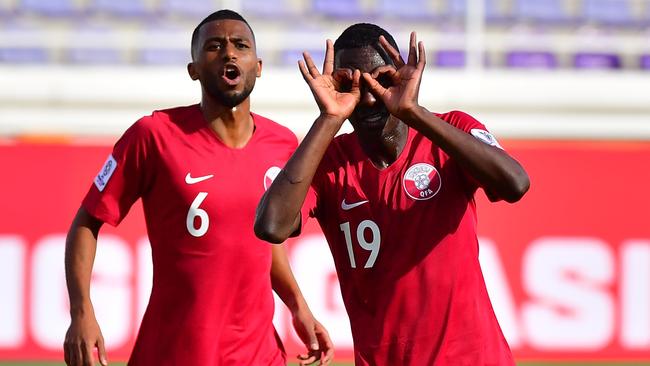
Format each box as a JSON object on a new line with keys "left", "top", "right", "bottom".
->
{"left": 189, "top": 19, "right": 261, "bottom": 108}
{"left": 335, "top": 46, "right": 391, "bottom": 131}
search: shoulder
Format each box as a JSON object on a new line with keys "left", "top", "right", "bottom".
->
{"left": 130, "top": 105, "right": 196, "bottom": 134}
{"left": 434, "top": 110, "right": 487, "bottom": 133}
{"left": 252, "top": 113, "right": 299, "bottom": 147}
{"left": 435, "top": 110, "right": 482, "bottom": 127}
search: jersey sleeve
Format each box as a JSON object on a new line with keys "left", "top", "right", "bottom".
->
{"left": 440, "top": 110, "right": 504, "bottom": 199}
{"left": 443, "top": 110, "right": 502, "bottom": 149}
{"left": 81, "top": 117, "right": 157, "bottom": 226}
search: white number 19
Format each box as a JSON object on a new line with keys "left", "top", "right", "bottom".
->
{"left": 339, "top": 219, "right": 381, "bottom": 268}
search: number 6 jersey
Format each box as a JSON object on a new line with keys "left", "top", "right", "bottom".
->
{"left": 307, "top": 110, "right": 515, "bottom": 366}
{"left": 82, "top": 104, "right": 295, "bottom": 365}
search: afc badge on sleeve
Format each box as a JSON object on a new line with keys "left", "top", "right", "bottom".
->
{"left": 94, "top": 154, "right": 117, "bottom": 192}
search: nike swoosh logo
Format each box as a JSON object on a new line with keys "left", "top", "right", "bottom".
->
{"left": 341, "top": 199, "right": 369, "bottom": 210}
{"left": 185, "top": 173, "right": 214, "bottom": 184}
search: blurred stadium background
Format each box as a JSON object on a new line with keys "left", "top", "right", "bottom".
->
{"left": 1, "top": 0, "right": 649, "bottom": 365}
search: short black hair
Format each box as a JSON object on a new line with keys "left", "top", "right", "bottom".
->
{"left": 190, "top": 9, "right": 255, "bottom": 60}
{"left": 333, "top": 23, "right": 399, "bottom": 65}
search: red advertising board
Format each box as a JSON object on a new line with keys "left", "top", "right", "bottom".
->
{"left": 0, "top": 140, "right": 649, "bottom": 362}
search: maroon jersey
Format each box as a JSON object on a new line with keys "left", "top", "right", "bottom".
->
{"left": 308, "top": 111, "right": 514, "bottom": 365}
{"left": 83, "top": 105, "right": 294, "bottom": 365}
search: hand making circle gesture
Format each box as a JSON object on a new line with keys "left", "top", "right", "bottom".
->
{"left": 362, "top": 32, "right": 426, "bottom": 122}
{"left": 299, "top": 39, "right": 361, "bottom": 123}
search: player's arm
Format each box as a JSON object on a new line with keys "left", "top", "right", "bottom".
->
{"left": 255, "top": 40, "right": 361, "bottom": 243}
{"left": 271, "top": 245, "right": 333, "bottom": 365}
{"left": 63, "top": 207, "right": 108, "bottom": 366}
{"left": 363, "top": 32, "right": 529, "bottom": 202}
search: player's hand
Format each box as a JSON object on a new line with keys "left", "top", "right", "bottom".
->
{"left": 362, "top": 32, "right": 426, "bottom": 122}
{"left": 64, "top": 311, "right": 108, "bottom": 366}
{"left": 292, "top": 309, "right": 334, "bottom": 365}
{"left": 299, "top": 39, "right": 361, "bottom": 124}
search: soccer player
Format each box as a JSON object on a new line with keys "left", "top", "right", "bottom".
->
{"left": 63, "top": 10, "right": 333, "bottom": 366}
{"left": 255, "top": 23, "right": 530, "bottom": 365}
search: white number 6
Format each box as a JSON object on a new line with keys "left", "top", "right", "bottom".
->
{"left": 186, "top": 192, "right": 209, "bottom": 237}
{"left": 339, "top": 219, "right": 381, "bottom": 268}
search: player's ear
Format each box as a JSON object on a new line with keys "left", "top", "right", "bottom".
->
{"left": 256, "top": 58, "right": 262, "bottom": 78}
{"left": 187, "top": 62, "right": 199, "bottom": 80}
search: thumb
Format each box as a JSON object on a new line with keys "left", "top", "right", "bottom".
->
{"left": 97, "top": 337, "right": 108, "bottom": 365}
{"left": 308, "top": 328, "right": 319, "bottom": 351}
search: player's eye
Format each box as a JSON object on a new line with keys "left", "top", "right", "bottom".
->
{"left": 206, "top": 42, "right": 221, "bottom": 51}
{"left": 376, "top": 73, "right": 392, "bottom": 88}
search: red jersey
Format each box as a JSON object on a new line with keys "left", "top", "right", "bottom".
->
{"left": 308, "top": 111, "right": 514, "bottom": 365}
{"left": 83, "top": 105, "right": 294, "bottom": 365}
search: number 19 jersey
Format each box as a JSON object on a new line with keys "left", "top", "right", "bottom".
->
{"left": 82, "top": 104, "right": 295, "bottom": 365}
{"left": 308, "top": 111, "right": 515, "bottom": 366}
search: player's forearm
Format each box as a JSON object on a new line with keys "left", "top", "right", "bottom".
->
{"left": 255, "top": 115, "right": 342, "bottom": 243}
{"left": 406, "top": 106, "right": 530, "bottom": 202}
{"left": 65, "top": 208, "right": 102, "bottom": 317}
{"left": 270, "top": 245, "right": 310, "bottom": 314}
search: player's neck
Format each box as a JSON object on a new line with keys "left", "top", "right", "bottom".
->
{"left": 200, "top": 99, "right": 254, "bottom": 149}
{"left": 357, "top": 118, "right": 409, "bottom": 169}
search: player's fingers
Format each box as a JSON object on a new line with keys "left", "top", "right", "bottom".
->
{"left": 417, "top": 40, "right": 426, "bottom": 70}
{"left": 362, "top": 72, "right": 385, "bottom": 98}
{"left": 407, "top": 32, "right": 418, "bottom": 66}
{"left": 97, "top": 336, "right": 108, "bottom": 366}
{"left": 379, "top": 35, "right": 405, "bottom": 67}
{"left": 323, "top": 39, "right": 334, "bottom": 75}
{"left": 370, "top": 65, "right": 395, "bottom": 79}
{"left": 70, "top": 343, "right": 82, "bottom": 366}
{"left": 297, "top": 352, "right": 318, "bottom": 365}
{"left": 63, "top": 341, "right": 72, "bottom": 365}
{"left": 311, "top": 320, "right": 333, "bottom": 365}
{"left": 350, "top": 69, "right": 361, "bottom": 98}
{"left": 81, "top": 341, "right": 94, "bottom": 366}
{"left": 303, "top": 51, "right": 321, "bottom": 78}
{"left": 298, "top": 60, "right": 313, "bottom": 82}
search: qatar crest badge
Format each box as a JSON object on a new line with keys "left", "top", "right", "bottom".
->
{"left": 403, "top": 163, "right": 441, "bottom": 201}
{"left": 263, "top": 166, "right": 282, "bottom": 190}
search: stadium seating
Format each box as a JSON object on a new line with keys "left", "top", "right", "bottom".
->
{"left": 160, "top": 0, "right": 219, "bottom": 19}
{"left": 513, "top": 0, "right": 576, "bottom": 24}
{"left": 90, "top": 0, "right": 151, "bottom": 18}
{"left": 582, "top": 0, "right": 636, "bottom": 26}
{"left": 0, "top": 0, "right": 648, "bottom": 71}
{"left": 19, "top": 0, "right": 80, "bottom": 17}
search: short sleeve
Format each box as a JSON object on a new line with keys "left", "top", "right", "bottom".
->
{"left": 444, "top": 110, "right": 503, "bottom": 149}
{"left": 440, "top": 111, "right": 504, "bottom": 198}
{"left": 81, "top": 118, "right": 156, "bottom": 226}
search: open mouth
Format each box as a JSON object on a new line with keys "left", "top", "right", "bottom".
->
{"left": 222, "top": 64, "right": 241, "bottom": 86}
{"left": 360, "top": 112, "right": 387, "bottom": 124}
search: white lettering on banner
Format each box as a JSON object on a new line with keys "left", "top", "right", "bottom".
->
{"left": 4, "top": 233, "right": 650, "bottom": 357}
{"left": 621, "top": 240, "right": 650, "bottom": 348}
{"left": 290, "top": 235, "right": 353, "bottom": 347}
{"left": 521, "top": 237, "right": 614, "bottom": 350}
{"left": 91, "top": 235, "right": 132, "bottom": 348}
{"left": 31, "top": 235, "right": 70, "bottom": 349}
{"left": 478, "top": 238, "right": 521, "bottom": 347}
{"left": 136, "top": 238, "right": 152, "bottom": 337}
{"left": 0, "top": 236, "right": 25, "bottom": 347}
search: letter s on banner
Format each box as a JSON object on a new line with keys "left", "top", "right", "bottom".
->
{"left": 521, "top": 237, "right": 614, "bottom": 350}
